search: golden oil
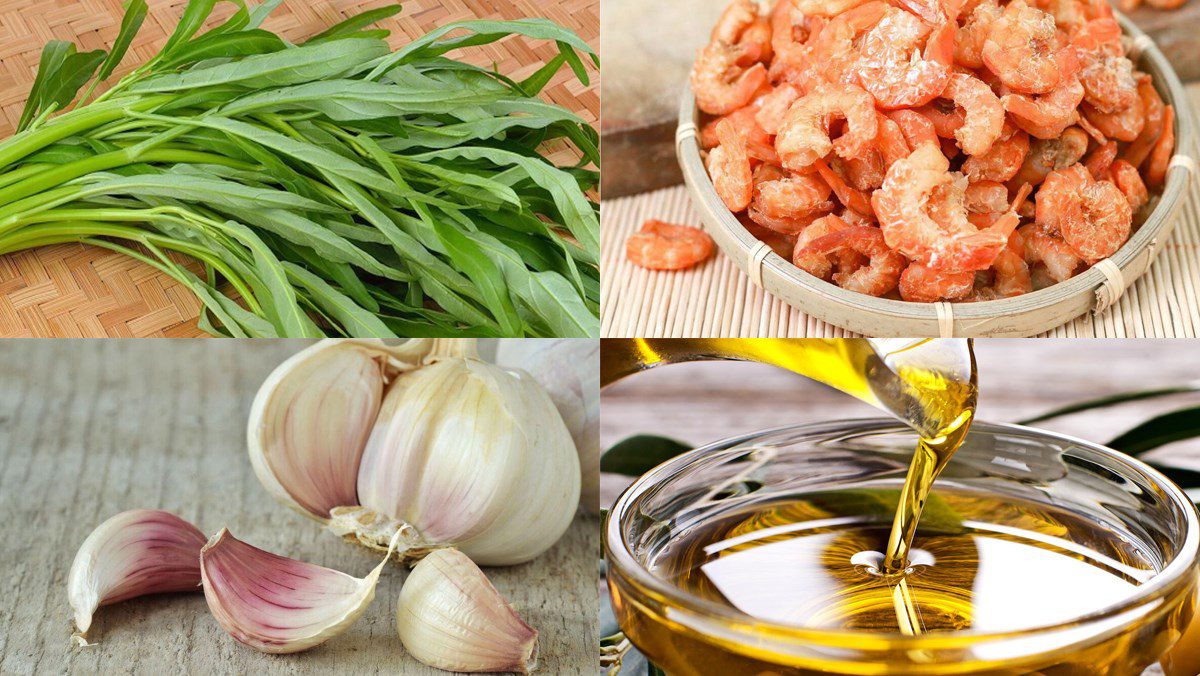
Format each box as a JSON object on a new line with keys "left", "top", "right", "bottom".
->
{"left": 610, "top": 486, "right": 1188, "bottom": 675}
{"left": 601, "top": 338, "right": 977, "bottom": 574}
{"left": 656, "top": 488, "right": 1153, "bottom": 633}
{"left": 603, "top": 339, "right": 1198, "bottom": 674}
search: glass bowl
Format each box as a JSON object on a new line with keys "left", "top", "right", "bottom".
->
{"left": 604, "top": 420, "right": 1200, "bottom": 675}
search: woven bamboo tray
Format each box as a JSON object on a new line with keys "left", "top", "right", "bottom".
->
{"left": 676, "top": 14, "right": 1197, "bottom": 338}
{"left": 0, "top": 0, "right": 599, "bottom": 337}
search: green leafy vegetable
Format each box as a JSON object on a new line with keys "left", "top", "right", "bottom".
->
{"left": 16, "top": 42, "right": 76, "bottom": 132}
{"left": 306, "top": 4, "right": 403, "bottom": 42}
{"left": 0, "top": 0, "right": 599, "bottom": 337}
{"left": 97, "top": 0, "right": 149, "bottom": 82}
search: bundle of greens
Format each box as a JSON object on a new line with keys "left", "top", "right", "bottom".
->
{"left": 0, "top": 0, "right": 599, "bottom": 337}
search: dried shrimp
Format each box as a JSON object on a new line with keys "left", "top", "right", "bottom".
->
{"left": 683, "top": 0, "right": 1179, "bottom": 301}
{"left": 708, "top": 119, "right": 755, "bottom": 212}
{"left": 626, "top": 221, "right": 716, "bottom": 271}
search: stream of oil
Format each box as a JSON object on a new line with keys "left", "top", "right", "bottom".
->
{"left": 601, "top": 338, "right": 980, "bottom": 633}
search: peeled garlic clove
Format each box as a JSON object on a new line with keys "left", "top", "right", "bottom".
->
{"left": 496, "top": 339, "right": 600, "bottom": 513}
{"left": 396, "top": 548, "right": 538, "bottom": 674}
{"left": 356, "top": 353, "right": 580, "bottom": 566}
{"left": 68, "top": 509, "right": 206, "bottom": 639}
{"left": 200, "top": 528, "right": 386, "bottom": 654}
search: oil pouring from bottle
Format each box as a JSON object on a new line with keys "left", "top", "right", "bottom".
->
{"left": 603, "top": 338, "right": 978, "bottom": 633}
{"left": 606, "top": 339, "right": 1197, "bottom": 675}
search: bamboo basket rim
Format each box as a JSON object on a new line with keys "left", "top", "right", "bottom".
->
{"left": 676, "top": 12, "right": 1196, "bottom": 338}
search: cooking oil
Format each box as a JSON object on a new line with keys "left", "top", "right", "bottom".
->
{"left": 603, "top": 339, "right": 1197, "bottom": 674}
{"left": 656, "top": 488, "right": 1154, "bottom": 634}
{"left": 610, "top": 486, "right": 1185, "bottom": 675}
{"left": 601, "top": 338, "right": 977, "bottom": 575}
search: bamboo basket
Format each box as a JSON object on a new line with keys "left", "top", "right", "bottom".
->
{"left": 0, "top": 0, "right": 599, "bottom": 337}
{"left": 677, "top": 14, "right": 1197, "bottom": 338}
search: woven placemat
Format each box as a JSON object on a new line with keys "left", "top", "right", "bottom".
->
{"left": 0, "top": 0, "right": 599, "bottom": 337}
{"left": 601, "top": 168, "right": 1200, "bottom": 339}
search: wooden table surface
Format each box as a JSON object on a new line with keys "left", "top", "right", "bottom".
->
{"left": 0, "top": 340, "right": 598, "bottom": 674}
{"left": 600, "top": 339, "right": 1200, "bottom": 507}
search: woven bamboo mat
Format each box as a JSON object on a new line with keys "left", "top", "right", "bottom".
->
{"left": 0, "top": 0, "right": 599, "bottom": 337}
{"left": 601, "top": 156, "right": 1200, "bottom": 339}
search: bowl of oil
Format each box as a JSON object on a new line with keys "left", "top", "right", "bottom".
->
{"left": 604, "top": 419, "right": 1200, "bottom": 674}
{"left": 676, "top": 13, "right": 1196, "bottom": 337}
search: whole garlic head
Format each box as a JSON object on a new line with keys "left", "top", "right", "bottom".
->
{"left": 248, "top": 339, "right": 580, "bottom": 567}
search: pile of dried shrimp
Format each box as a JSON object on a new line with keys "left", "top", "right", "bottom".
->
{"left": 689, "top": 0, "right": 1177, "bottom": 302}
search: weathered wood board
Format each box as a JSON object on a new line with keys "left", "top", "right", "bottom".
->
{"left": 0, "top": 340, "right": 598, "bottom": 675}
{"left": 1128, "top": 3, "right": 1200, "bottom": 81}
{"left": 601, "top": 0, "right": 732, "bottom": 198}
{"left": 600, "top": 0, "right": 1200, "bottom": 199}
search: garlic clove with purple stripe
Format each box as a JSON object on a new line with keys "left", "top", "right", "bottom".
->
{"left": 68, "top": 509, "right": 207, "bottom": 641}
{"left": 396, "top": 548, "right": 539, "bottom": 674}
{"left": 199, "top": 528, "right": 390, "bottom": 654}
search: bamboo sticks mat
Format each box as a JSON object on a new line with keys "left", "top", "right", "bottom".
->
{"left": 601, "top": 153, "right": 1200, "bottom": 339}
{"left": 0, "top": 0, "right": 599, "bottom": 337}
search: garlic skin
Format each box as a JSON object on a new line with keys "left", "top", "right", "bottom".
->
{"left": 396, "top": 548, "right": 538, "bottom": 674}
{"left": 356, "top": 353, "right": 580, "bottom": 566}
{"left": 247, "top": 339, "right": 429, "bottom": 521}
{"left": 68, "top": 509, "right": 206, "bottom": 639}
{"left": 200, "top": 528, "right": 387, "bottom": 654}
{"left": 249, "top": 338, "right": 580, "bottom": 567}
{"left": 496, "top": 339, "right": 599, "bottom": 513}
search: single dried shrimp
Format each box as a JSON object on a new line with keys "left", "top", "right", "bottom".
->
{"left": 692, "top": 41, "right": 769, "bottom": 116}
{"left": 899, "top": 263, "right": 976, "bottom": 301}
{"left": 777, "top": 83, "right": 878, "bottom": 170}
{"left": 940, "top": 73, "right": 1005, "bottom": 156}
{"left": 982, "top": 0, "right": 1073, "bottom": 95}
{"left": 626, "top": 221, "right": 716, "bottom": 271}
{"left": 797, "top": 225, "right": 907, "bottom": 295}
{"left": 856, "top": 8, "right": 956, "bottom": 109}
{"left": 708, "top": 119, "right": 754, "bottom": 212}
{"left": 1035, "top": 163, "right": 1132, "bottom": 263}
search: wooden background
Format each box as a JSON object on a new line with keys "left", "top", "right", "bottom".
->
{"left": 600, "top": 340, "right": 1200, "bottom": 506}
{"left": 0, "top": 0, "right": 599, "bottom": 337}
{"left": 0, "top": 340, "right": 598, "bottom": 674}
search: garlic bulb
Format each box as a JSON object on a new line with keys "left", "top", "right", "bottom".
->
{"left": 496, "top": 339, "right": 600, "bottom": 513}
{"left": 396, "top": 548, "right": 538, "bottom": 674}
{"left": 68, "top": 509, "right": 206, "bottom": 640}
{"left": 200, "top": 528, "right": 388, "bottom": 654}
{"left": 248, "top": 338, "right": 580, "bottom": 566}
